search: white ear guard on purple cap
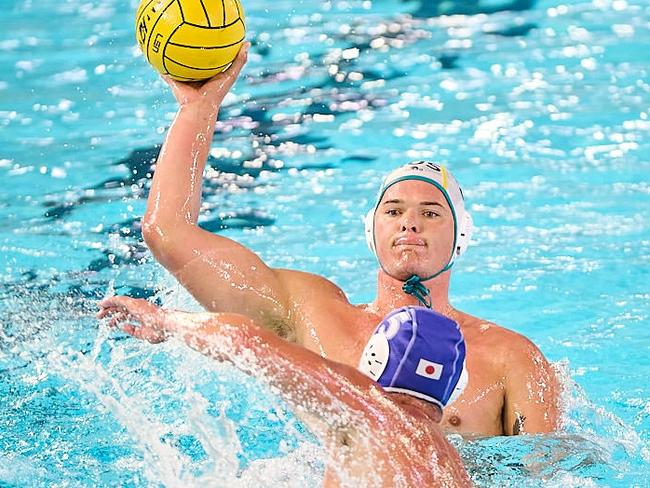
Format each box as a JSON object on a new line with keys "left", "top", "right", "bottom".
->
{"left": 364, "top": 161, "right": 473, "bottom": 267}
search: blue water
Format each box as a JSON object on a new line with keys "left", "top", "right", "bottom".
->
{"left": 1, "top": 0, "right": 649, "bottom": 485}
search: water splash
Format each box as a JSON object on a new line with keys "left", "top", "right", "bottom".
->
{"left": 453, "top": 360, "right": 648, "bottom": 487}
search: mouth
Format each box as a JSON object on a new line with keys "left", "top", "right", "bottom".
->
{"left": 393, "top": 237, "right": 426, "bottom": 247}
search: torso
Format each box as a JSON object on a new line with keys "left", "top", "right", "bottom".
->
{"left": 321, "top": 394, "right": 471, "bottom": 487}
{"left": 279, "top": 269, "right": 508, "bottom": 436}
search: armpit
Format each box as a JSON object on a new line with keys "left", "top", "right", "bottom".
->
{"left": 267, "top": 316, "right": 297, "bottom": 342}
{"left": 513, "top": 414, "right": 526, "bottom": 435}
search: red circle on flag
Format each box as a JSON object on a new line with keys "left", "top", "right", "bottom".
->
{"left": 425, "top": 365, "right": 435, "bottom": 375}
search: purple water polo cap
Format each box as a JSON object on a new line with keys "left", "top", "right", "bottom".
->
{"left": 358, "top": 306, "right": 468, "bottom": 410}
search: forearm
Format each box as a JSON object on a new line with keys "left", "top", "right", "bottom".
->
{"left": 142, "top": 43, "right": 248, "bottom": 239}
{"left": 163, "top": 310, "right": 387, "bottom": 423}
{"left": 144, "top": 103, "right": 219, "bottom": 231}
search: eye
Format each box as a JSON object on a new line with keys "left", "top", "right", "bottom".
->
{"left": 423, "top": 210, "right": 440, "bottom": 218}
{"left": 385, "top": 208, "right": 400, "bottom": 216}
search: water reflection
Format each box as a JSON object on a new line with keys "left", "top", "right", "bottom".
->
{"left": 403, "top": 0, "right": 537, "bottom": 17}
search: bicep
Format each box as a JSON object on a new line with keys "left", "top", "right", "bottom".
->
{"left": 150, "top": 223, "right": 291, "bottom": 326}
{"left": 503, "top": 340, "right": 561, "bottom": 435}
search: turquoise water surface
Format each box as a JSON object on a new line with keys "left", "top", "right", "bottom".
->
{"left": 1, "top": 0, "right": 649, "bottom": 486}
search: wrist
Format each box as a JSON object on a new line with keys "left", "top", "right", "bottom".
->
{"left": 178, "top": 100, "right": 220, "bottom": 121}
{"left": 157, "top": 308, "right": 176, "bottom": 336}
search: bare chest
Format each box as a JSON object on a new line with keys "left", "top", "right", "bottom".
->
{"left": 296, "top": 304, "right": 507, "bottom": 436}
{"left": 296, "top": 304, "right": 373, "bottom": 366}
{"left": 440, "top": 356, "right": 505, "bottom": 435}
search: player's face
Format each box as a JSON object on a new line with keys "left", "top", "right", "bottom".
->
{"left": 373, "top": 180, "right": 455, "bottom": 280}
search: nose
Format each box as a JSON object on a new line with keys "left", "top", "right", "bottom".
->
{"left": 400, "top": 209, "right": 420, "bottom": 233}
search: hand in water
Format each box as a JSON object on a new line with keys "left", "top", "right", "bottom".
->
{"left": 164, "top": 41, "right": 250, "bottom": 110}
{"left": 97, "top": 296, "right": 170, "bottom": 343}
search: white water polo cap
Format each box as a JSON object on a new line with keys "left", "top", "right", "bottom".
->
{"left": 365, "top": 161, "right": 473, "bottom": 276}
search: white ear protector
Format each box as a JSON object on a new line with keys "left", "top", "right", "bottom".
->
{"left": 454, "top": 211, "right": 473, "bottom": 258}
{"left": 365, "top": 208, "right": 376, "bottom": 255}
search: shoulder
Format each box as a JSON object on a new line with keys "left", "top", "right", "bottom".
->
{"left": 457, "top": 312, "right": 550, "bottom": 370}
{"left": 275, "top": 268, "right": 350, "bottom": 303}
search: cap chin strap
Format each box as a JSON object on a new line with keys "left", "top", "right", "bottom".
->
{"left": 381, "top": 261, "right": 453, "bottom": 309}
{"left": 402, "top": 275, "right": 432, "bottom": 308}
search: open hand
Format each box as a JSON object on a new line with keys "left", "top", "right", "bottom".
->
{"left": 97, "top": 296, "right": 170, "bottom": 343}
{"left": 163, "top": 41, "right": 250, "bottom": 109}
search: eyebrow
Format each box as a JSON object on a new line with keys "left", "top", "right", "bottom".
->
{"left": 382, "top": 199, "right": 445, "bottom": 208}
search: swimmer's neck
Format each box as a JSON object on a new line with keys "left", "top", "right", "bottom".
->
{"left": 371, "top": 269, "right": 453, "bottom": 317}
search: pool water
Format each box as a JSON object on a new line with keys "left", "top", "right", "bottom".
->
{"left": 1, "top": 0, "right": 649, "bottom": 485}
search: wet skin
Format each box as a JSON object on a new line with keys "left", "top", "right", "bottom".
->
{"left": 97, "top": 297, "right": 472, "bottom": 487}
{"left": 139, "top": 44, "right": 560, "bottom": 437}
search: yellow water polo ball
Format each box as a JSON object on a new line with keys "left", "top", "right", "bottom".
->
{"left": 135, "top": 0, "right": 245, "bottom": 81}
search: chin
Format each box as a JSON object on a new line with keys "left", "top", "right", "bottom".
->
{"left": 378, "top": 249, "right": 440, "bottom": 279}
{"left": 384, "top": 269, "right": 412, "bottom": 281}
{"left": 386, "top": 262, "right": 427, "bottom": 280}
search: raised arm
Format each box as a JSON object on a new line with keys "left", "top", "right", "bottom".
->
{"left": 142, "top": 43, "right": 291, "bottom": 329}
{"left": 503, "top": 335, "right": 561, "bottom": 435}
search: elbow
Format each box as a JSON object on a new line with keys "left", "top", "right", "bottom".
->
{"left": 141, "top": 216, "right": 166, "bottom": 251}
{"left": 140, "top": 215, "right": 185, "bottom": 262}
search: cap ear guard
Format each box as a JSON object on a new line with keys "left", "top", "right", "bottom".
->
{"left": 446, "top": 362, "right": 468, "bottom": 406}
{"left": 454, "top": 211, "right": 473, "bottom": 258}
{"left": 364, "top": 208, "right": 376, "bottom": 256}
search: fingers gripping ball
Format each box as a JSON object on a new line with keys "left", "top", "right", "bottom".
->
{"left": 135, "top": 0, "right": 246, "bottom": 81}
